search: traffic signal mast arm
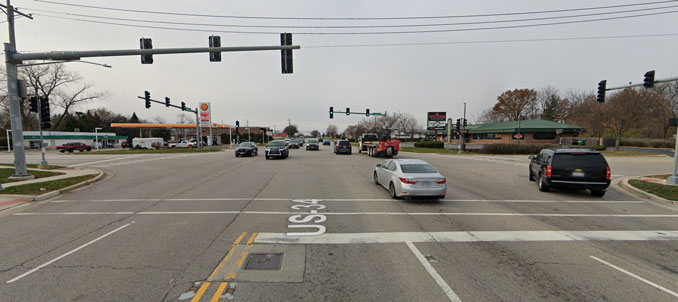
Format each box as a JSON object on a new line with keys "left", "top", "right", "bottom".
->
{"left": 10, "top": 45, "right": 300, "bottom": 62}
{"left": 138, "top": 95, "right": 196, "bottom": 113}
{"left": 329, "top": 109, "right": 384, "bottom": 117}
{"left": 602, "top": 76, "right": 678, "bottom": 91}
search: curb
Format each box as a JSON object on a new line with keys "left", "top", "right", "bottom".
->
{"left": 617, "top": 176, "right": 677, "bottom": 207}
{"left": 32, "top": 169, "right": 105, "bottom": 201}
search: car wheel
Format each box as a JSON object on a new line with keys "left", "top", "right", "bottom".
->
{"left": 386, "top": 147, "right": 393, "bottom": 157}
{"left": 373, "top": 172, "right": 379, "bottom": 185}
{"left": 389, "top": 183, "right": 399, "bottom": 199}
{"left": 265, "top": 156, "right": 269, "bottom": 160}
{"left": 235, "top": 154, "right": 239, "bottom": 157}
{"left": 68, "top": 149, "right": 74, "bottom": 152}
{"left": 590, "top": 189, "right": 605, "bottom": 197}
{"left": 60, "top": 150, "right": 65, "bottom": 153}
{"left": 528, "top": 167, "right": 535, "bottom": 181}
{"left": 538, "top": 174, "right": 550, "bottom": 192}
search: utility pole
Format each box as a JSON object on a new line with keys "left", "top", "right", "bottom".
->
{"left": 3, "top": 1, "right": 33, "bottom": 179}
{"left": 458, "top": 103, "right": 466, "bottom": 155}
{"left": 288, "top": 118, "right": 292, "bottom": 137}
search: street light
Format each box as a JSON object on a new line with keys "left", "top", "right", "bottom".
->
{"left": 95, "top": 127, "right": 102, "bottom": 151}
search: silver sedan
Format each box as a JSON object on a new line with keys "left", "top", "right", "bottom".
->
{"left": 373, "top": 159, "right": 447, "bottom": 199}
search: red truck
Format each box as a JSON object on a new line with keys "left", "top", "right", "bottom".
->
{"left": 57, "top": 142, "right": 92, "bottom": 153}
{"left": 359, "top": 132, "right": 400, "bottom": 157}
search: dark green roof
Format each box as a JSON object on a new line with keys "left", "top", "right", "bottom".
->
{"left": 468, "top": 119, "right": 582, "bottom": 134}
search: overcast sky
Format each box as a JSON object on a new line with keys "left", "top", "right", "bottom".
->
{"left": 3, "top": 0, "right": 678, "bottom": 133}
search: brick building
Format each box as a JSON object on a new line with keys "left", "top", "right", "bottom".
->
{"left": 431, "top": 119, "right": 583, "bottom": 146}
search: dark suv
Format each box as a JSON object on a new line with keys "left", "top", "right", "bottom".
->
{"left": 529, "top": 149, "right": 610, "bottom": 196}
{"left": 265, "top": 140, "right": 289, "bottom": 160}
{"left": 334, "top": 140, "right": 352, "bottom": 155}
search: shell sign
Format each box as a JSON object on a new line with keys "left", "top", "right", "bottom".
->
{"left": 199, "top": 102, "right": 211, "bottom": 127}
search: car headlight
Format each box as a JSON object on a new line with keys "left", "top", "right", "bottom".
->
{"left": 265, "top": 148, "right": 270, "bottom": 152}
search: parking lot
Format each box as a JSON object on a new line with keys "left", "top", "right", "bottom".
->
{"left": 0, "top": 146, "right": 676, "bottom": 301}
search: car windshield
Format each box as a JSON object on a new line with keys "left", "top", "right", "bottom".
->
{"left": 308, "top": 140, "right": 318, "bottom": 143}
{"left": 268, "top": 142, "right": 285, "bottom": 147}
{"left": 400, "top": 164, "right": 437, "bottom": 173}
{"left": 238, "top": 143, "right": 251, "bottom": 147}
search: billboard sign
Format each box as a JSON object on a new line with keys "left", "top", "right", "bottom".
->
{"left": 427, "top": 112, "right": 447, "bottom": 130}
{"left": 199, "top": 102, "right": 211, "bottom": 127}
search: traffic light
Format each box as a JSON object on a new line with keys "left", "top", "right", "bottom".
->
{"left": 181, "top": 101, "right": 186, "bottom": 111}
{"left": 165, "top": 97, "right": 170, "bottom": 107}
{"left": 462, "top": 118, "right": 468, "bottom": 127}
{"left": 209, "top": 35, "right": 221, "bottom": 62}
{"left": 597, "top": 80, "right": 607, "bottom": 103}
{"left": 235, "top": 120, "right": 240, "bottom": 134}
{"left": 329, "top": 106, "right": 334, "bottom": 119}
{"left": 643, "top": 70, "right": 655, "bottom": 88}
{"left": 140, "top": 38, "right": 153, "bottom": 64}
{"left": 144, "top": 91, "right": 151, "bottom": 109}
{"left": 28, "top": 96, "right": 38, "bottom": 113}
{"left": 40, "top": 96, "right": 51, "bottom": 129}
{"left": 346, "top": 108, "right": 350, "bottom": 116}
{"left": 281, "top": 33, "right": 293, "bottom": 74}
{"left": 455, "top": 118, "right": 461, "bottom": 131}
{"left": 366, "top": 109, "right": 370, "bottom": 117}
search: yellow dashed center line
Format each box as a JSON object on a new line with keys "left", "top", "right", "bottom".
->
{"left": 207, "top": 232, "right": 248, "bottom": 279}
{"left": 190, "top": 281, "right": 210, "bottom": 302}
{"left": 210, "top": 282, "right": 228, "bottom": 302}
{"left": 233, "top": 232, "right": 248, "bottom": 245}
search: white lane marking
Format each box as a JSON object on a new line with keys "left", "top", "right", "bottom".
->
{"left": 92, "top": 153, "right": 205, "bottom": 167}
{"left": 5, "top": 222, "right": 132, "bottom": 283}
{"left": 254, "top": 230, "right": 678, "bottom": 244}
{"left": 67, "top": 156, "right": 142, "bottom": 167}
{"left": 49, "top": 198, "right": 643, "bottom": 204}
{"left": 590, "top": 256, "right": 678, "bottom": 298}
{"left": 406, "top": 241, "right": 462, "bottom": 302}
{"left": 14, "top": 212, "right": 137, "bottom": 215}
{"left": 14, "top": 211, "right": 678, "bottom": 218}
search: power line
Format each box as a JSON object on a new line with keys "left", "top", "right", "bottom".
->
{"left": 304, "top": 33, "right": 678, "bottom": 48}
{"left": 21, "top": 4, "right": 678, "bottom": 29}
{"left": 33, "top": 0, "right": 678, "bottom": 20}
{"left": 30, "top": 9, "right": 678, "bottom": 35}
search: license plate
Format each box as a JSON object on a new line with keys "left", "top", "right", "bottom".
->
{"left": 422, "top": 181, "right": 431, "bottom": 186}
{"left": 572, "top": 172, "right": 585, "bottom": 177}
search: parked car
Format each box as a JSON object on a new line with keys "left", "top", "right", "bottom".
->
{"left": 374, "top": 159, "right": 446, "bottom": 199}
{"left": 323, "top": 141, "right": 331, "bottom": 146}
{"left": 306, "top": 139, "right": 319, "bottom": 151}
{"left": 120, "top": 141, "right": 130, "bottom": 148}
{"left": 57, "top": 142, "right": 92, "bottom": 153}
{"left": 529, "top": 148, "right": 611, "bottom": 196}
{"left": 235, "top": 142, "right": 258, "bottom": 157}
{"left": 265, "top": 140, "right": 289, "bottom": 160}
{"left": 334, "top": 140, "right": 352, "bottom": 154}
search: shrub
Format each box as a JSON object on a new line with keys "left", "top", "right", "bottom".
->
{"left": 650, "top": 141, "right": 674, "bottom": 148}
{"left": 414, "top": 141, "right": 444, "bottom": 148}
{"left": 479, "top": 144, "right": 558, "bottom": 154}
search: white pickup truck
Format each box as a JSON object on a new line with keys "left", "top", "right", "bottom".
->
{"left": 171, "top": 139, "right": 198, "bottom": 148}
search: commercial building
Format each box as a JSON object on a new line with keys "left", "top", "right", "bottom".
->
{"left": 428, "top": 119, "right": 583, "bottom": 146}
{"left": 18, "top": 131, "right": 127, "bottom": 149}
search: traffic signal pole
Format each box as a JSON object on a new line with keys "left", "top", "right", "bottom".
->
{"left": 3, "top": 1, "right": 32, "bottom": 178}
{"left": 37, "top": 97, "right": 48, "bottom": 167}
{"left": 3, "top": 2, "right": 299, "bottom": 178}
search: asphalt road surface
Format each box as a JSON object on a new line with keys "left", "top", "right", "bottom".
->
{"left": 0, "top": 148, "right": 676, "bottom": 301}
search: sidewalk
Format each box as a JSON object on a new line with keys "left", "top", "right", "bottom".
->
{"left": 0, "top": 166, "right": 101, "bottom": 211}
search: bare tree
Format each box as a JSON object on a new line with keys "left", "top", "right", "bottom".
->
{"left": 326, "top": 124, "right": 338, "bottom": 138}
{"left": 602, "top": 89, "right": 649, "bottom": 150}
{"left": 0, "top": 63, "right": 107, "bottom": 130}
{"left": 475, "top": 107, "right": 506, "bottom": 124}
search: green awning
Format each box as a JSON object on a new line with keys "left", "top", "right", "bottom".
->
{"left": 23, "top": 135, "right": 128, "bottom": 140}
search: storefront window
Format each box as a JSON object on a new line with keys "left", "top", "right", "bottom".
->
{"left": 472, "top": 133, "right": 501, "bottom": 140}
{"left": 533, "top": 132, "right": 556, "bottom": 140}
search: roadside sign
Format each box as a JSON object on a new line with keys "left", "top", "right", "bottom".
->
{"left": 427, "top": 112, "right": 446, "bottom": 130}
{"left": 199, "top": 102, "right": 211, "bottom": 127}
{"left": 514, "top": 133, "right": 524, "bottom": 139}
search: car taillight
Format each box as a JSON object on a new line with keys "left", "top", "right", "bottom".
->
{"left": 606, "top": 166, "right": 611, "bottom": 180}
{"left": 399, "top": 177, "right": 417, "bottom": 184}
{"left": 546, "top": 166, "right": 552, "bottom": 178}
{"left": 436, "top": 178, "right": 446, "bottom": 184}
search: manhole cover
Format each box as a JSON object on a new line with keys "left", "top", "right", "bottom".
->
{"left": 243, "top": 253, "right": 283, "bottom": 270}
